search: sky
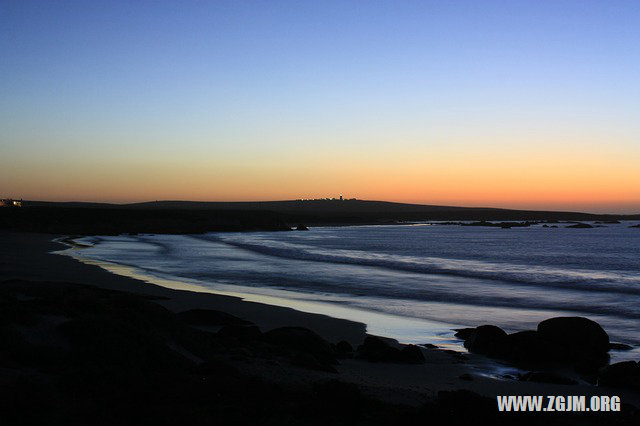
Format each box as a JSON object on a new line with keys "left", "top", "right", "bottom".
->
{"left": 1, "top": 0, "right": 639, "bottom": 213}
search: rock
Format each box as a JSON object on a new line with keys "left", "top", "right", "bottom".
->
{"left": 355, "top": 336, "right": 424, "bottom": 364}
{"left": 629, "top": 224, "right": 640, "bottom": 228}
{"left": 537, "top": 317, "right": 609, "bottom": 355}
{"left": 356, "top": 336, "right": 401, "bottom": 362}
{"left": 609, "top": 343, "right": 633, "bottom": 351}
{"left": 505, "top": 330, "right": 557, "bottom": 365}
{"left": 295, "top": 224, "right": 309, "bottom": 231}
{"left": 443, "top": 349, "right": 468, "bottom": 362}
{"left": 398, "top": 344, "right": 426, "bottom": 364}
{"left": 463, "top": 325, "right": 508, "bottom": 356}
{"left": 458, "top": 317, "right": 613, "bottom": 371}
{"left": 520, "top": 371, "right": 577, "bottom": 385}
{"left": 566, "top": 223, "right": 593, "bottom": 228}
{"left": 537, "top": 317, "right": 610, "bottom": 371}
{"left": 264, "top": 327, "right": 337, "bottom": 365}
{"left": 334, "top": 340, "right": 354, "bottom": 358}
{"left": 462, "top": 221, "right": 494, "bottom": 227}
{"left": 217, "top": 325, "right": 262, "bottom": 341}
{"left": 454, "top": 328, "right": 475, "bottom": 340}
{"left": 598, "top": 361, "right": 640, "bottom": 389}
{"left": 177, "top": 309, "right": 252, "bottom": 326}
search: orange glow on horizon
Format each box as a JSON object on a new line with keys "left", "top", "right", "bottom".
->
{"left": 3, "top": 134, "right": 639, "bottom": 214}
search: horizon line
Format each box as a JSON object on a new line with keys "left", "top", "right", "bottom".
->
{"left": 14, "top": 198, "right": 640, "bottom": 217}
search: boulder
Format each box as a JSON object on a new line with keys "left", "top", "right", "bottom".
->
{"left": 398, "top": 344, "right": 426, "bottom": 364}
{"left": 609, "top": 342, "right": 633, "bottom": 351}
{"left": 264, "top": 327, "right": 337, "bottom": 365}
{"left": 458, "top": 317, "right": 613, "bottom": 371}
{"left": 334, "top": 340, "right": 354, "bottom": 358}
{"left": 454, "top": 328, "right": 475, "bottom": 340}
{"left": 463, "top": 325, "right": 508, "bottom": 356}
{"left": 295, "top": 224, "right": 309, "bottom": 231}
{"left": 566, "top": 223, "right": 593, "bottom": 228}
{"left": 356, "top": 336, "right": 401, "bottom": 362}
{"left": 505, "top": 330, "right": 558, "bottom": 365}
{"left": 355, "top": 336, "right": 424, "bottom": 363}
{"left": 537, "top": 317, "right": 609, "bottom": 355}
{"left": 598, "top": 361, "right": 640, "bottom": 389}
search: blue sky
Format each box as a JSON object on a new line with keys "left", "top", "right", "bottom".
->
{"left": 1, "top": 1, "right": 639, "bottom": 212}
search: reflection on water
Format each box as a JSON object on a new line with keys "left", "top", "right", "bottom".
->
{"left": 60, "top": 247, "right": 465, "bottom": 350}
{"left": 54, "top": 223, "right": 640, "bottom": 362}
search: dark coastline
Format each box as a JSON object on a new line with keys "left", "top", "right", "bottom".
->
{"left": 0, "top": 207, "right": 291, "bottom": 235}
{"left": 2, "top": 231, "right": 640, "bottom": 424}
{"left": 2, "top": 199, "right": 639, "bottom": 235}
{"left": 0, "top": 232, "right": 365, "bottom": 343}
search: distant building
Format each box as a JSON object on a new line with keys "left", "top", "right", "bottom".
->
{"left": 0, "top": 199, "right": 22, "bottom": 207}
{"left": 297, "top": 195, "right": 356, "bottom": 202}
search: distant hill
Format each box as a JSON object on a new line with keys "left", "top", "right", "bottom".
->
{"left": 0, "top": 205, "right": 290, "bottom": 234}
{"left": 15, "top": 199, "right": 640, "bottom": 225}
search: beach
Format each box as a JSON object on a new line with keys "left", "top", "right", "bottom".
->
{"left": 2, "top": 230, "right": 640, "bottom": 424}
{"left": 61, "top": 224, "right": 640, "bottom": 356}
{"left": 1, "top": 232, "right": 366, "bottom": 344}
{"left": 5, "top": 1, "right": 640, "bottom": 423}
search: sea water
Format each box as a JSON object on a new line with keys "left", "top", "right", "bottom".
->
{"left": 62, "top": 223, "right": 640, "bottom": 360}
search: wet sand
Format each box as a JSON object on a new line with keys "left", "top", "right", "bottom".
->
{"left": 1, "top": 231, "right": 366, "bottom": 345}
{"left": 2, "top": 230, "right": 640, "bottom": 424}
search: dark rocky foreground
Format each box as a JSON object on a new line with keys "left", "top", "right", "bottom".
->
{"left": 457, "top": 317, "right": 640, "bottom": 389}
{"left": 2, "top": 280, "right": 639, "bottom": 425}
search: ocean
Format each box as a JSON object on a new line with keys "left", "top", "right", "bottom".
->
{"left": 63, "top": 223, "right": 640, "bottom": 360}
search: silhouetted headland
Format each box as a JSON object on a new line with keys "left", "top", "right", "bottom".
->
{"left": 2, "top": 199, "right": 639, "bottom": 235}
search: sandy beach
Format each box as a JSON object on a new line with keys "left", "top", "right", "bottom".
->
{"left": 2, "top": 232, "right": 366, "bottom": 344}
{"left": 2, "top": 230, "right": 639, "bottom": 425}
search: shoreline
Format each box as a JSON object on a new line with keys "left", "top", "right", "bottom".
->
{"left": 2, "top": 230, "right": 640, "bottom": 421}
{"left": 58, "top": 236, "right": 468, "bottom": 351}
{"left": 58, "top": 229, "right": 640, "bottom": 357}
{"left": 1, "top": 231, "right": 367, "bottom": 345}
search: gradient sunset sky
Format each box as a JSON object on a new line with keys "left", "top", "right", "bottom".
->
{"left": 1, "top": 1, "right": 639, "bottom": 213}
